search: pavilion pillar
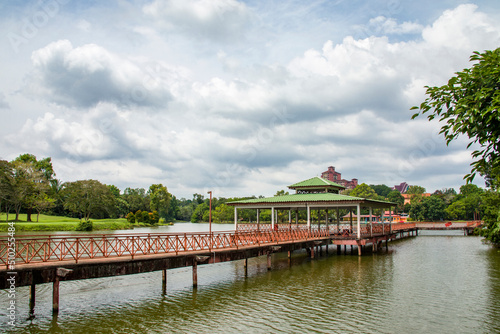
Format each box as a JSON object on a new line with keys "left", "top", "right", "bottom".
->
{"left": 295, "top": 209, "right": 298, "bottom": 225}
{"left": 271, "top": 207, "right": 275, "bottom": 230}
{"left": 350, "top": 210, "right": 353, "bottom": 232}
{"left": 381, "top": 209, "right": 385, "bottom": 235}
{"left": 317, "top": 210, "right": 321, "bottom": 231}
{"left": 369, "top": 207, "right": 373, "bottom": 237}
{"left": 390, "top": 207, "right": 393, "bottom": 233}
{"left": 336, "top": 208, "right": 340, "bottom": 234}
{"left": 289, "top": 210, "right": 292, "bottom": 229}
{"left": 356, "top": 204, "right": 361, "bottom": 239}
{"left": 325, "top": 209, "right": 329, "bottom": 232}
{"left": 256, "top": 209, "right": 260, "bottom": 231}
{"left": 234, "top": 207, "right": 238, "bottom": 230}
{"left": 307, "top": 205, "right": 311, "bottom": 230}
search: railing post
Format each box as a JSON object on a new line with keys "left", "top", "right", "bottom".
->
{"left": 131, "top": 236, "right": 135, "bottom": 259}
{"left": 75, "top": 238, "right": 79, "bottom": 263}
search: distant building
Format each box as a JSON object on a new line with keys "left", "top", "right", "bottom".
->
{"left": 392, "top": 182, "right": 409, "bottom": 194}
{"left": 321, "top": 166, "right": 358, "bottom": 190}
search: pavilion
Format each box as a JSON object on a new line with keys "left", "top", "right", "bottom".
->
{"left": 227, "top": 176, "right": 396, "bottom": 239}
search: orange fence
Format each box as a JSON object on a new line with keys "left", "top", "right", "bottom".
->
{"left": 1, "top": 223, "right": 419, "bottom": 268}
{"left": 0, "top": 229, "right": 331, "bottom": 268}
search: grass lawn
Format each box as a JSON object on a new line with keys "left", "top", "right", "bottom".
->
{"left": 0, "top": 213, "right": 132, "bottom": 232}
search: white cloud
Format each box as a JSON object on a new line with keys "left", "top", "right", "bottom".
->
{"left": 143, "top": 0, "right": 251, "bottom": 42}
{"left": 25, "top": 40, "right": 175, "bottom": 108}
{"left": 368, "top": 16, "right": 424, "bottom": 35}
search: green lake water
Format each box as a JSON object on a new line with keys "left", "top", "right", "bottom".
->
{"left": 1, "top": 225, "right": 499, "bottom": 333}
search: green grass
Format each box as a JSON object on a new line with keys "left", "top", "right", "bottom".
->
{"left": 0, "top": 213, "right": 132, "bottom": 232}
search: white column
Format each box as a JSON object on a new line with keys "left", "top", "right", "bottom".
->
{"left": 369, "top": 207, "right": 373, "bottom": 236}
{"left": 307, "top": 205, "right": 311, "bottom": 230}
{"left": 257, "top": 209, "right": 260, "bottom": 230}
{"left": 271, "top": 207, "right": 275, "bottom": 230}
{"left": 357, "top": 204, "right": 361, "bottom": 239}
{"left": 234, "top": 207, "right": 238, "bottom": 230}
{"left": 288, "top": 210, "right": 292, "bottom": 224}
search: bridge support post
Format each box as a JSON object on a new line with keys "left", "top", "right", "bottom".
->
{"left": 192, "top": 261, "right": 198, "bottom": 288}
{"left": 53, "top": 277, "right": 59, "bottom": 314}
{"left": 162, "top": 269, "right": 167, "bottom": 295}
{"left": 337, "top": 245, "right": 341, "bottom": 255}
{"left": 372, "top": 241, "right": 377, "bottom": 252}
{"left": 29, "top": 282, "right": 36, "bottom": 316}
{"left": 310, "top": 246, "right": 315, "bottom": 259}
{"left": 53, "top": 268, "right": 72, "bottom": 315}
{"left": 267, "top": 251, "right": 272, "bottom": 270}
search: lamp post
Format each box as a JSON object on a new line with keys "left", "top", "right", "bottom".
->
{"left": 207, "top": 191, "right": 212, "bottom": 249}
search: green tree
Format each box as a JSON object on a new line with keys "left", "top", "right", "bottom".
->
{"left": 410, "top": 195, "right": 446, "bottom": 221}
{"left": 412, "top": 48, "right": 500, "bottom": 183}
{"left": 148, "top": 184, "right": 171, "bottom": 218}
{"left": 349, "top": 183, "right": 378, "bottom": 199}
{"left": 0, "top": 160, "right": 14, "bottom": 220}
{"left": 370, "top": 184, "right": 392, "bottom": 197}
{"left": 387, "top": 190, "right": 405, "bottom": 211}
{"left": 123, "top": 188, "right": 150, "bottom": 212}
{"left": 407, "top": 185, "right": 426, "bottom": 195}
{"left": 62, "top": 180, "right": 115, "bottom": 220}
{"left": 191, "top": 203, "right": 208, "bottom": 223}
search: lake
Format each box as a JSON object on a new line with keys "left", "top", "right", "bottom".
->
{"left": 1, "top": 224, "right": 499, "bottom": 333}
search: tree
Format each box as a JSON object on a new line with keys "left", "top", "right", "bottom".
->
{"left": 10, "top": 161, "right": 45, "bottom": 221}
{"left": 0, "top": 160, "right": 14, "bottom": 220}
{"left": 411, "top": 48, "right": 500, "bottom": 184}
{"left": 191, "top": 203, "right": 208, "bottom": 223}
{"left": 370, "top": 184, "right": 392, "bottom": 198}
{"left": 410, "top": 195, "right": 446, "bottom": 221}
{"left": 387, "top": 190, "right": 405, "bottom": 211}
{"left": 12, "top": 154, "right": 54, "bottom": 221}
{"left": 123, "top": 187, "right": 150, "bottom": 212}
{"left": 349, "top": 183, "right": 378, "bottom": 199}
{"left": 62, "top": 180, "right": 115, "bottom": 220}
{"left": 148, "top": 184, "right": 171, "bottom": 218}
{"left": 407, "top": 185, "right": 426, "bottom": 195}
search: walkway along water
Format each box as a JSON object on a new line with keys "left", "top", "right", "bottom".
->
{"left": 0, "top": 222, "right": 426, "bottom": 316}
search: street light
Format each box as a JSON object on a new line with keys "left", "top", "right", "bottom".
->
{"left": 207, "top": 191, "right": 212, "bottom": 249}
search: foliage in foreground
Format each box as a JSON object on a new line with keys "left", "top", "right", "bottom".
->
{"left": 412, "top": 48, "right": 500, "bottom": 244}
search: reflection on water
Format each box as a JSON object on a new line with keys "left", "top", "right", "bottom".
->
{"left": 1, "top": 227, "right": 499, "bottom": 333}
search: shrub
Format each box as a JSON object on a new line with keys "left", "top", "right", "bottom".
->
{"left": 126, "top": 212, "right": 136, "bottom": 224}
{"left": 76, "top": 220, "right": 93, "bottom": 231}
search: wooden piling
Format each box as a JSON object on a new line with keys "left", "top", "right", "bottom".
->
{"left": 192, "top": 260, "right": 198, "bottom": 288}
{"left": 267, "top": 252, "right": 272, "bottom": 270}
{"left": 162, "top": 269, "right": 167, "bottom": 295}
{"left": 337, "top": 245, "right": 341, "bottom": 255}
{"left": 53, "top": 277, "right": 60, "bottom": 314}
{"left": 29, "top": 282, "right": 36, "bottom": 315}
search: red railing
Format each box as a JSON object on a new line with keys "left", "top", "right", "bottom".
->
{"left": 0, "top": 229, "right": 331, "bottom": 268}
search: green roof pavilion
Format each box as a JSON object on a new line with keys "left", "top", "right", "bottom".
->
{"left": 228, "top": 176, "right": 396, "bottom": 239}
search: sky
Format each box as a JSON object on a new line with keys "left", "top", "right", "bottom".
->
{"left": 1, "top": 0, "right": 499, "bottom": 199}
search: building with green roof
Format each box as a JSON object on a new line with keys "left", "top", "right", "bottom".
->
{"left": 227, "top": 176, "right": 396, "bottom": 239}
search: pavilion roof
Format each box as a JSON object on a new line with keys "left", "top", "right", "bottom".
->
{"left": 288, "top": 176, "right": 345, "bottom": 191}
{"left": 228, "top": 192, "right": 394, "bottom": 208}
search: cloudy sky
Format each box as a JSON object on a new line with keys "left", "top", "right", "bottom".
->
{"left": 1, "top": 1, "right": 499, "bottom": 199}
